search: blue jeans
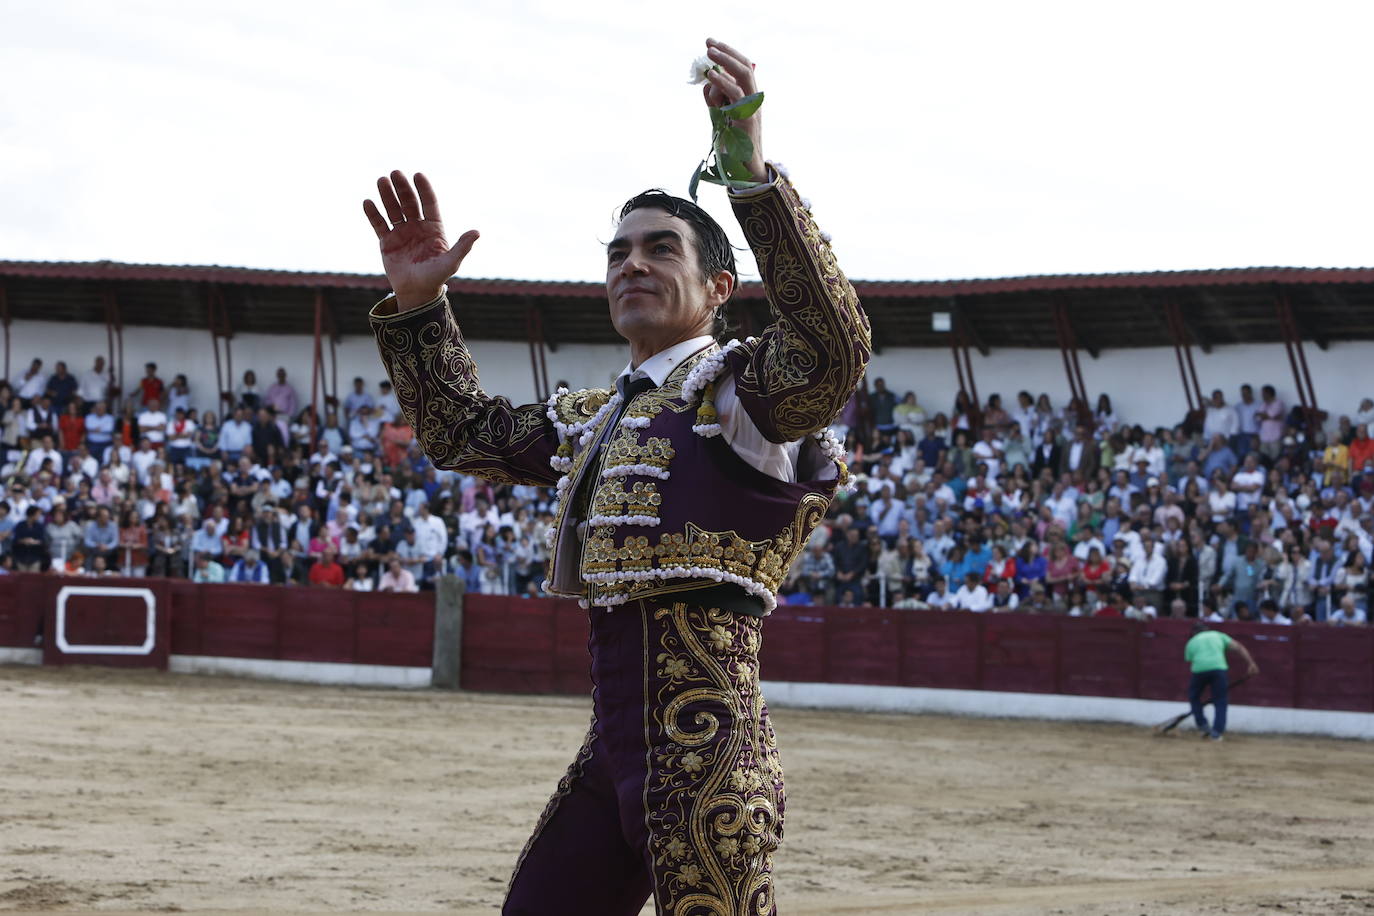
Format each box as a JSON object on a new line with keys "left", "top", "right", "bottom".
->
{"left": 1189, "top": 669, "right": 1229, "bottom": 735}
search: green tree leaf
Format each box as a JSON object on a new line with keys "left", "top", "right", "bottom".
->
{"left": 688, "top": 160, "right": 705, "bottom": 202}
{"left": 721, "top": 91, "right": 764, "bottom": 121}
{"left": 709, "top": 107, "right": 728, "bottom": 131}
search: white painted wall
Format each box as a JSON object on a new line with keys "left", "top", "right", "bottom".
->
{"left": 868, "top": 340, "right": 1374, "bottom": 431}
{"left": 8, "top": 318, "right": 1372, "bottom": 430}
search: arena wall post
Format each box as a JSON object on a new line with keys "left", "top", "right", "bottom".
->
{"left": 432, "top": 575, "right": 464, "bottom": 689}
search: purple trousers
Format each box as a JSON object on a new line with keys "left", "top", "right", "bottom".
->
{"left": 504, "top": 597, "right": 785, "bottom": 915}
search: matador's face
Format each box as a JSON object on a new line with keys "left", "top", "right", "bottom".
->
{"left": 605, "top": 208, "right": 731, "bottom": 357}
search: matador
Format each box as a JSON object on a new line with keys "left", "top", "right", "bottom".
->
{"left": 362, "top": 38, "right": 870, "bottom": 916}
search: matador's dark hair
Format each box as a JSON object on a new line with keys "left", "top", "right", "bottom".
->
{"left": 617, "top": 190, "right": 738, "bottom": 340}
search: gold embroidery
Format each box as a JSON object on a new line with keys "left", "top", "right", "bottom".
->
{"left": 590, "top": 479, "right": 663, "bottom": 519}
{"left": 605, "top": 435, "right": 677, "bottom": 471}
{"left": 645, "top": 602, "right": 783, "bottom": 915}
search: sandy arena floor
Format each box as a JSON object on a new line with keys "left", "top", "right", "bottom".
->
{"left": 0, "top": 665, "right": 1371, "bottom": 915}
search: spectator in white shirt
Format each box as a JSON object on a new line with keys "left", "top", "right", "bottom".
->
{"left": 78, "top": 356, "right": 109, "bottom": 408}
{"left": 953, "top": 572, "right": 993, "bottom": 612}
{"left": 14, "top": 358, "right": 47, "bottom": 405}
{"left": 138, "top": 404, "right": 168, "bottom": 444}
{"left": 1203, "top": 389, "right": 1239, "bottom": 441}
{"left": 925, "top": 576, "right": 954, "bottom": 609}
{"left": 1130, "top": 432, "right": 1166, "bottom": 478}
{"left": 347, "top": 405, "right": 381, "bottom": 453}
{"left": 130, "top": 439, "right": 161, "bottom": 487}
{"left": 1230, "top": 453, "right": 1265, "bottom": 513}
{"left": 970, "top": 427, "right": 1004, "bottom": 480}
{"left": 23, "top": 435, "right": 63, "bottom": 478}
{"left": 1329, "top": 595, "right": 1367, "bottom": 627}
{"left": 1257, "top": 599, "right": 1292, "bottom": 625}
{"left": 166, "top": 374, "right": 192, "bottom": 416}
{"left": 412, "top": 501, "right": 449, "bottom": 561}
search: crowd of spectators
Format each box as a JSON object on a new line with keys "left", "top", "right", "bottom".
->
{"left": 792, "top": 379, "right": 1373, "bottom": 626}
{"left": 3, "top": 352, "right": 1371, "bottom": 629}
{"left": 1, "top": 355, "right": 549, "bottom": 596}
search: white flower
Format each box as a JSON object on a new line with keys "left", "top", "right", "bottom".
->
{"left": 688, "top": 55, "right": 718, "bottom": 85}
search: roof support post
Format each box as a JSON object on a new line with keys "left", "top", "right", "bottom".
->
{"left": 1273, "top": 287, "right": 1321, "bottom": 435}
{"left": 102, "top": 289, "right": 124, "bottom": 410}
{"left": 1162, "top": 296, "right": 1205, "bottom": 420}
{"left": 205, "top": 284, "right": 235, "bottom": 416}
{"left": 311, "top": 290, "right": 325, "bottom": 451}
{"left": 1051, "top": 297, "right": 1091, "bottom": 426}
{"left": 525, "top": 304, "right": 551, "bottom": 404}
{"left": 950, "top": 311, "right": 982, "bottom": 434}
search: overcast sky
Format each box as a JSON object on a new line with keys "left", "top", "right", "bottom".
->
{"left": 3, "top": 0, "right": 1372, "bottom": 286}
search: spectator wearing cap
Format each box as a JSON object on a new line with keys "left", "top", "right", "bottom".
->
{"left": 264, "top": 368, "right": 298, "bottom": 418}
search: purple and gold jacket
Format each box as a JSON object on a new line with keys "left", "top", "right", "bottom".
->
{"left": 370, "top": 170, "right": 870, "bottom": 613}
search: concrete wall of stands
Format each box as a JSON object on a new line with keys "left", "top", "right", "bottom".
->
{"left": 12, "top": 317, "right": 1374, "bottom": 430}
{"left": 1, "top": 580, "right": 1370, "bottom": 736}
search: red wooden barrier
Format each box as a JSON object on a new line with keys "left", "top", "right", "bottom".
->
{"left": 0, "top": 573, "right": 433, "bottom": 670}
{"left": 460, "top": 596, "right": 1374, "bottom": 713}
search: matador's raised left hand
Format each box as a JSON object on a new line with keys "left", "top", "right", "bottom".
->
{"left": 701, "top": 38, "right": 766, "bottom": 183}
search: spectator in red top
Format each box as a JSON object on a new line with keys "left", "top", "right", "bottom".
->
{"left": 58, "top": 401, "right": 85, "bottom": 452}
{"left": 308, "top": 547, "right": 345, "bottom": 588}
{"left": 139, "top": 362, "right": 164, "bottom": 409}
{"left": 1350, "top": 425, "right": 1374, "bottom": 476}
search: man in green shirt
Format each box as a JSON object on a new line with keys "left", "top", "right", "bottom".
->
{"left": 1184, "top": 622, "right": 1259, "bottom": 740}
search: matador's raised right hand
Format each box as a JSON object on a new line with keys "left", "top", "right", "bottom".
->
{"left": 363, "top": 171, "right": 480, "bottom": 312}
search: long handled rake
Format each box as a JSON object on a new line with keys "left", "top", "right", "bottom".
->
{"left": 1154, "top": 672, "right": 1255, "bottom": 735}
